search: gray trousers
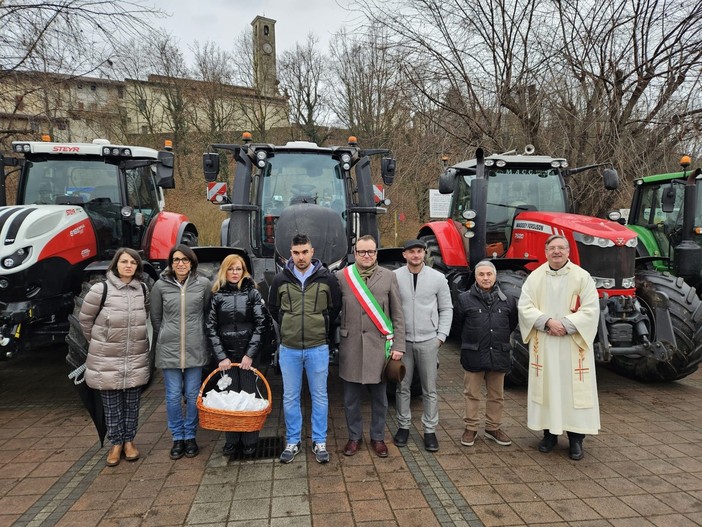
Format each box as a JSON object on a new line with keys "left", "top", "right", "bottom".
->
{"left": 343, "top": 380, "right": 388, "bottom": 442}
{"left": 395, "top": 338, "right": 440, "bottom": 433}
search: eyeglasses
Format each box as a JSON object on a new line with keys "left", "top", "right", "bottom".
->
{"left": 546, "top": 246, "right": 568, "bottom": 252}
{"left": 355, "top": 250, "right": 377, "bottom": 256}
{"left": 173, "top": 257, "right": 191, "bottom": 264}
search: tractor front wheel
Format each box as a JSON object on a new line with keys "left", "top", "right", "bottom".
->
{"left": 610, "top": 271, "right": 702, "bottom": 381}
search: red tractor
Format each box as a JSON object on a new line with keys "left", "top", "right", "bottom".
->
{"left": 0, "top": 137, "right": 198, "bottom": 359}
{"left": 419, "top": 147, "right": 702, "bottom": 383}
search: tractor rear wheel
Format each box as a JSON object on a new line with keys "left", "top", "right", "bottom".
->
{"left": 497, "top": 270, "right": 530, "bottom": 386}
{"left": 610, "top": 271, "right": 702, "bottom": 381}
{"left": 180, "top": 229, "right": 198, "bottom": 247}
{"left": 420, "top": 235, "right": 448, "bottom": 274}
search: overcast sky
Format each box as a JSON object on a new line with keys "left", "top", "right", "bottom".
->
{"left": 148, "top": 0, "right": 358, "bottom": 63}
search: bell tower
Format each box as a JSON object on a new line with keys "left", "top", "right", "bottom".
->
{"left": 251, "top": 16, "right": 278, "bottom": 96}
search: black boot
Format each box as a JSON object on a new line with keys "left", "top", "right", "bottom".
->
{"left": 538, "top": 430, "right": 558, "bottom": 453}
{"left": 170, "top": 440, "right": 185, "bottom": 460}
{"left": 567, "top": 432, "right": 585, "bottom": 460}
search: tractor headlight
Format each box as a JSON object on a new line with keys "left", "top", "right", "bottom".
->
{"left": 341, "top": 153, "right": 351, "bottom": 171}
{"left": 2, "top": 247, "right": 31, "bottom": 269}
{"left": 573, "top": 232, "right": 614, "bottom": 247}
{"left": 484, "top": 159, "right": 494, "bottom": 166}
{"left": 622, "top": 277, "right": 635, "bottom": 288}
{"left": 593, "top": 276, "right": 615, "bottom": 289}
{"left": 255, "top": 150, "right": 268, "bottom": 168}
{"left": 625, "top": 237, "right": 638, "bottom": 247}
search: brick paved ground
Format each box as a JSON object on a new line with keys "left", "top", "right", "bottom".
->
{"left": 1, "top": 340, "right": 701, "bottom": 526}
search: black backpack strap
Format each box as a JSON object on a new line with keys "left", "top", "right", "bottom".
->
{"left": 95, "top": 280, "right": 108, "bottom": 318}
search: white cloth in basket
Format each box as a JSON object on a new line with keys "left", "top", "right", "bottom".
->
{"left": 202, "top": 389, "right": 269, "bottom": 412}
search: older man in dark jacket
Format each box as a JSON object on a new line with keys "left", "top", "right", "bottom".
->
{"left": 456, "top": 260, "right": 518, "bottom": 448}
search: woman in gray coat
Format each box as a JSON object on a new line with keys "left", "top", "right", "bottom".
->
{"left": 150, "top": 245, "right": 211, "bottom": 460}
{"left": 79, "top": 247, "right": 150, "bottom": 467}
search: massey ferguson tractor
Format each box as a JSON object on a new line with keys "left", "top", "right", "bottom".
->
{"left": 0, "top": 137, "right": 198, "bottom": 358}
{"left": 623, "top": 156, "right": 702, "bottom": 295}
{"left": 419, "top": 147, "right": 702, "bottom": 383}
{"left": 201, "top": 133, "right": 397, "bottom": 284}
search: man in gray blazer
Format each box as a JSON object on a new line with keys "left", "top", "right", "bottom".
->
{"left": 393, "top": 239, "right": 453, "bottom": 452}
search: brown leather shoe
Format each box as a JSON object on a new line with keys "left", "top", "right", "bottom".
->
{"left": 485, "top": 429, "right": 512, "bottom": 446}
{"left": 343, "top": 439, "right": 362, "bottom": 456}
{"left": 123, "top": 441, "right": 140, "bottom": 461}
{"left": 106, "top": 444, "right": 122, "bottom": 467}
{"left": 461, "top": 429, "right": 477, "bottom": 447}
{"left": 370, "top": 440, "right": 388, "bottom": 458}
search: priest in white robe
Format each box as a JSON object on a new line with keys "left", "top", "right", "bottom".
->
{"left": 518, "top": 234, "right": 600, "bottom": 460}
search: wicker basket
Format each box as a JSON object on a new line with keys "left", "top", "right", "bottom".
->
{"left": 197, "top": 365, "right": 272, "bottom": 432}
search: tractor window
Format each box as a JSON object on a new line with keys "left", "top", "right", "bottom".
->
{"left": 21, "top": 158, "right": 119, "bottom": 205}
{"left": 636, "top": 181, "right": 685, "bottom": 228}
{"left": 125, "top": 166, "right": 159, "bottom": 223}
{"left": 261, "top": 153, "right": 344, "bottom": 217}
{"left": 452, "top": 168, "right": 566, "bottom": 223}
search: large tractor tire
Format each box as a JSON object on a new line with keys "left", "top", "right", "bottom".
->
{"left": 610, "top": 271, "right": 702, "bottom": 381}
{"left": 497, "top": 270, "right": 530, "bottom": 386}
{"left": 420, "top": 234, "right": 448, "bottom": 274}
{"left": 180, "top": 229, "right": 198, "bottom": 247}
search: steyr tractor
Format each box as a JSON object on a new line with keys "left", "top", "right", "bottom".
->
{"left": 419, "top": 147, "right": 702, "bottom": 383}
{"left": 623, "top": 156, "right": 702, "bottom": 295}
{"left": 201, "top": 133, "right": 397, "bottom": 284}
{"left": 0, "top": 137, "right": 198, "bottom": 359}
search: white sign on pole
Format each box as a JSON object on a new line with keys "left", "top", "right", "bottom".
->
{"left": 429, "top": 189, "right": 451, "bottom": 218}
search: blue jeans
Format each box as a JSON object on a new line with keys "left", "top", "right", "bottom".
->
{"left": 279, "top": 344, "right": 329, "bottom": 444}
{"left": 162, "top": 367, "right": 202, "bottom": 441}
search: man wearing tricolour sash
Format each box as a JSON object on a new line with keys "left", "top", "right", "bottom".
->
{"left": 518, "top": 234, "right": 600, "bottom": 461}
{"left": 338, "top": 235, "right": 405, "bottom": 458}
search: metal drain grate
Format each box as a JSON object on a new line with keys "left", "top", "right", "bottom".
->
{"left": 228, "top": 435, "right": 285, "bottom": 460}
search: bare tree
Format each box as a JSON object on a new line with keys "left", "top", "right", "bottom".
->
{"left": 278, "top": 34, "right": 332, "bottom": 144}
{"left": 546, "top": 0, "right": 702, "bottom": 214}
{"left": 0, "top": 1, "right": 163, "bottom": 141}
{"left": 353, "top": 0, "right": 702, "bottom": 216}
{"left": 328, "top": 26, "right": 410, "bottom": 146}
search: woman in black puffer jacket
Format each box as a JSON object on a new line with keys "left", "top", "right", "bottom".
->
{"left": 206, "top": 254, "right": 266, "bottom": 457}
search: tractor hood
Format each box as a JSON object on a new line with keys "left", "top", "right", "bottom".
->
{"left": 0, "top": 205, "right": 97, "bottom": 274}
{"left": 507, "top": 211, "right": 638, "bottom": 268}
{"left": 514, "top": 211, "right": 637, "bottom": 243}
{"left": 273, "top": 203, "right": 347, "bottom": 269}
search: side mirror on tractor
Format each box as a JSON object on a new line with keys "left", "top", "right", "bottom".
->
{"left": 156, "top": 151, "right": 175, "bottom": 189}
{"left": 603, "top": 168, "right": 619, "bottom": 191}
{"left": 381, "top": 157, "right": 396, "bottom": 186}
{"left": 662, "top": 182, "right": 676, "bottom": 213}
{"left": 203, "top": 153, "right": 220, "bottom": 183}
{"left": 439, "top": 168, "right": 458, "bottom": 194}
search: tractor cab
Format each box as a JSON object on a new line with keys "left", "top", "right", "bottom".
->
{"left": 12, "top": 140, "right": 172, "bottom": 260}
{"left": 447, "top": 156, "right": 569, "bottom": 256}
{"left": 626, "top": 160, "right": 702, "bottom": 292}
{"left": 203, "top": 134, "right": 396, "bottom": 282}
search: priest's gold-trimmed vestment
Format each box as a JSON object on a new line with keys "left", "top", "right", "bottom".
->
{"left": 518, "top": 261, "right": 601, "bottom": 435}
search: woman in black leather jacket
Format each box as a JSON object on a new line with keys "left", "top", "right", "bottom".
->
{"left": 206, "top": 254, "right": 266, "bottom": 457}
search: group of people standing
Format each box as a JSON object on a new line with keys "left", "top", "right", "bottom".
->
{"left": 79, "top": 230, "right": 600, "bottom": 468}
{"left": 271, "top": 232, "right": 601, "bottom": 464}
{"left": 79, "top": 245, "right": 272, "bottom": 466}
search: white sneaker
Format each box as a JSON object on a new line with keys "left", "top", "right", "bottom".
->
{"left": 312, "top": 442, "right": 330, "bottom": 463}
{"left": 279, "top": 442, "right": 300, "bottom": 464}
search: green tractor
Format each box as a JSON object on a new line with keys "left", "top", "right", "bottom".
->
{"left": 623, "top": 156, "right": 702, "bottom": 295}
